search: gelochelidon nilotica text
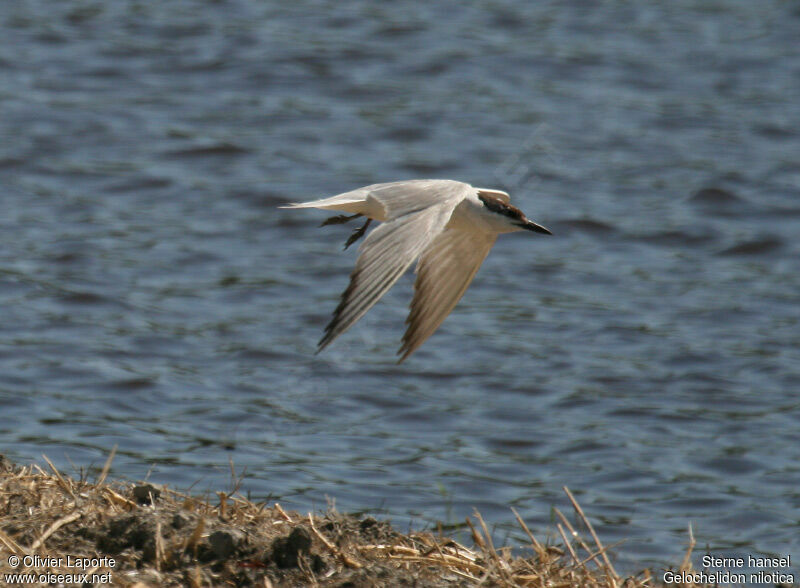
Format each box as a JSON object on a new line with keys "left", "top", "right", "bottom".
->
{"left": 281, "top": 179, "right": 551, "bottom": 362}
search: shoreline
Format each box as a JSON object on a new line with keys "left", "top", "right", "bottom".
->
{"left": 0, "top": 453, "right": 712, "bottom": 587}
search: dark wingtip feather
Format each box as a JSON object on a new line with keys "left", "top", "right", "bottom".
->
{"left": 316, "top": 267, "right": 362, "bottom": 351}
{"left": 396, "top": 336, "right": 417, "bottom": 363}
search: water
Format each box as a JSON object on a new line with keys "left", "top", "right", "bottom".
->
{"left": 1, "top": 0, "right": 799, "bottom": 576}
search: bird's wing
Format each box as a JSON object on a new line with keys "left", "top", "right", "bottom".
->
{"left": 363, "top": 180, "right": 472, "bottom": 220}
{"left": 318, "top": 199, "right": 463, "bottom": 352}
{"left": 398, "top": 227, "right": 497, "bottom": 362}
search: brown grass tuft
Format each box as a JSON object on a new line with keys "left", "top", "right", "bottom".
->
{"left": 0, "top": 453, "right": 712, "bottom": 587}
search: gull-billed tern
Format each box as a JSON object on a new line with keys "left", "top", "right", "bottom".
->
{"left": 281, "top": 179, "right": 551, "bottom": 362}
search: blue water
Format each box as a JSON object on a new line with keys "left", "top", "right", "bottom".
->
{"left": 1, "top": 0, "right": 799, "bottom": 576}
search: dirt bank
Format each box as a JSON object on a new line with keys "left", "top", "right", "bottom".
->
{"left": 0, "top": 453, "right": 709, "bottom": 587}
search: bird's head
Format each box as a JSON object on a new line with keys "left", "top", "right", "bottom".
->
{"left": 477, "top": 192, "right": 552, "bottom": 235}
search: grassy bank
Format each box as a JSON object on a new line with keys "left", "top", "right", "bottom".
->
{"left": 0, "top": 452, "right": 709, "bottom": 587}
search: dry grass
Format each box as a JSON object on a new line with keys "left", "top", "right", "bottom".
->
{"left": 0, "top": 452, "right": 713, "bottom": 587}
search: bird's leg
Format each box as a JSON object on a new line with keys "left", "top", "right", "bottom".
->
{"left": 320, "top": 213, "right": 362, "bottom": 227}
{"left": 344, "top": 218, "right": 372, "bottom": 250}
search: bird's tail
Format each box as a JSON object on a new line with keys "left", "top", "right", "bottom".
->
{"left": 279, "top": 187, "right": 369, "bottom": 210}
{"left": 280, "top": 187, "right": 383, "bottom": 219}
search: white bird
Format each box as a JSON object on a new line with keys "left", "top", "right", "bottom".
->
{"left": 281, "top": 179, "right": 551, "bottom": 362}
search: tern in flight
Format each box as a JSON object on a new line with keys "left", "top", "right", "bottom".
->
{"left": 281, "top": 179, "right": 551, "bottom": 362}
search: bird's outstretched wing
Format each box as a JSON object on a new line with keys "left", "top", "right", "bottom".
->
{"left": 364, "top": 180, "right": 473, "bottom": 220}
{"left": 318, "top": 197, "right": 463, "bottom": 352}
{"left": 398, "top": 227, "right": 496, "bottom": 362}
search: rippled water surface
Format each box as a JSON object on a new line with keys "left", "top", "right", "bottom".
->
{"left": 1, "top": 0, "right": 799, "bottom": 574}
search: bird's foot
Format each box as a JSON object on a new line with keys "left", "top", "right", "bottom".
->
{"left": 320, "top": 213, "right": 362, "bottom": 227}
{"left": 344, "top": 218, "right": 372, "bottom": 249}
